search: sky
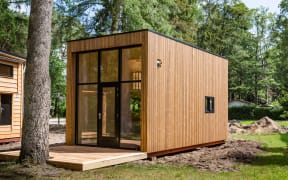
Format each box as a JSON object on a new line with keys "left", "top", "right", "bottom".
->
{"left": 241, "top": 0, "right": 282, "bottom": 13}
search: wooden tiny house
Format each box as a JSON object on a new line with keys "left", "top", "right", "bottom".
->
{"left": 0, "top": 50, "right": 25, "bottom": 143}
{"left": 66, "top": 30, "right": 228, "bottom": 156}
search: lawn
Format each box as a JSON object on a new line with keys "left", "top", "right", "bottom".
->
{"left": 239, "top": 119, "right": 288, "bottom": 127}
{"left": 1, "top": 134, "right": 288, "bottom": 179}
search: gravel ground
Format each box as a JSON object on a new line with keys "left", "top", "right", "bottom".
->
{"left": 0, "top": 125, "right": 65, "bottom": 152}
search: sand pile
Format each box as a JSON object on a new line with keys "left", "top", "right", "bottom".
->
{"left": 229, "top": 116, "right": 287, "bottom": 134}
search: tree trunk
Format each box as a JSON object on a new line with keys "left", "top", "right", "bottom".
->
{"left": 111, "top": 0, "right": 121, "bottom": 33}
{"left": 19, "top": 0, "right": 53, "bottom": 164}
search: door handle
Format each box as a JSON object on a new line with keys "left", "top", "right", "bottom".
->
{"left": 98, "top": 113, "right": 102, "bottom": 119}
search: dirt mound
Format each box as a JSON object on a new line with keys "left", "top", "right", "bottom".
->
{"left": 130, "top": 139, "right": 264, "bottom": 172}
{"left": 229, "top": 116, "right": 287, "bottom": 134}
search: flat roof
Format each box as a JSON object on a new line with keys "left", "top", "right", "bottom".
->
{"left": 67, "top": 29, "right": 227, "bottom": 60}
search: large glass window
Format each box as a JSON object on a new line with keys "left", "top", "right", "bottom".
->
{"left": 122, "top": 47, "right": 142, "bottom": 82}
{"left": 101, "top": 50, "right": 119, "bottom": 82}
{"left": 0, "top": 64, "right": 13, "bottom": 78}
{"left": 0, "top": 94, "right": 12, "bottom": 125}
{"left": 78, "top": 52, "right": 98, "bottom": 83}
{"left": 76, "top": 46, "right": 142, "bottom": 149}
{"left": 120, "top": 83, "right": 141, "bottom": 149}
{"left": 77, "top": 85, "right": 98, "bottom": 145}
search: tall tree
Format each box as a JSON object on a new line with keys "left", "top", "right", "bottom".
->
{"left": 275, "top": 0, "right": 288, "bottom": 90}
{"left": 56, "top": 0, "right": 199, "bottom": 39}
{"left": 50, "top": 9, "right": 87, "bottom": 117}
{"left": 0, "top": 0, "right": 28, "bottom": 55}
{"left": 19, "top": 0, "right": 53, "bottom": 164}
{"left": 248, "top": 8, "right": 276, "bottom": 104}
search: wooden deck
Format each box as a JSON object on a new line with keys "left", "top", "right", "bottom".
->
{"left": 0, "top": 146, "right": 147, "bottom": 171}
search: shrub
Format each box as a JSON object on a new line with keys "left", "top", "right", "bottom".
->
{"left": 254, "top": 107, "right": 284, "bottom": 120}
{"left": 279, "top": 91, "right": 288, "bottom": 119}
{"left": 228, "top": 106, "right": 254, "bottom": 120}
{"left": 228, "top": 106, "right": 284, "bottom": 120}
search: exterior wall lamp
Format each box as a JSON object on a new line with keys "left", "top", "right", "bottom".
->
{"left": 157, "top": 59, "right": 162, "bottom": 68}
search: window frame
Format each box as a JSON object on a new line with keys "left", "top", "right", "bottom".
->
{"left": 0, "top": 63, "right": 13, "bottom": 78}
{"left": 205, "top": 96, "right": 215, "bottom": 113}
{"left": 0, "top": 94, "right": 12, "bottom": 126}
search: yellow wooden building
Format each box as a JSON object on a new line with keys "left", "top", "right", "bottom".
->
{"left": 0, "top": 50, "right": 25, "bottom": 143}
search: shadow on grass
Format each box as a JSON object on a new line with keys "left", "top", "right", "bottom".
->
{"left": 252, "top": 133, "right": 288, "bottom": 166}
{"left": 253, "top": 152, "right": 288, "bottom": 166}
{"left": 280, "top": 133, "right": 288, "bottom": 146}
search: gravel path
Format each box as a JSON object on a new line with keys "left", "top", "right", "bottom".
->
{"left": 0, "top": 125, "right": 65, "bottom": 152}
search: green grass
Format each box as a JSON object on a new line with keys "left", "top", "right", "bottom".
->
{"left": 2, "top": 134, "right": 288, "bottom": 179}
{"left": 239, "top": 120, "right": 288, "bottom": 127}
{"left": 77, "top": 133, "right": 288, "bottom": 179}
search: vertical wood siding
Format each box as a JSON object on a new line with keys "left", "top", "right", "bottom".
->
{"left": 145, "top": 31, "right": 228, "bottom": 153}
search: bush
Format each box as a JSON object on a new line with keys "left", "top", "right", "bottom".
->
{"left": 228, "top": 106, "right": 284, "bottom": 120}
{"left": 254, "top": 107, "right": 284, "bottom": 120}
{"left": 228, "top": 106, "right": 254, "bottom": 120}
{"left": 279, "top": 91, "right": 288, "bottom": 119}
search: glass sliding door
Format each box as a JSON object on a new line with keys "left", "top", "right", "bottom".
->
{"left": 98, "top": 84, "right": 120, "bottom": 147}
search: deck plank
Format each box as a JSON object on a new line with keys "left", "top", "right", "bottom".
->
{"left": 0, "top": 145, "right": 147, "bottom": 171}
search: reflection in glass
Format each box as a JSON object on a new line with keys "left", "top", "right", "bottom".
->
{"left": 101, "top": 50, "right": 118, "bottom": 82}
{"left": 78, "top": 52, "right": 98, "bottom": 83}
{"left": 120, "top": 83, "right": 141, "bottom": 149}
{"left": 102, "top": 87, "right": 116, "bottom": 137}
{"left": 77, "top": 85, "right": 98, "bottom": 145}
{"left": 122, "top": 47, "right": 142, "bottom": 82}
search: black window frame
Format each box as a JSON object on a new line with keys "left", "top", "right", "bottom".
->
{"left": 205, "top": 96, "right": 215, "bottom": 113}
{"left": 0, "top": 94, "right": 12, "bottom": 125}
{"left": 75, "top": 45, "right": 143, "bottom": 146}
{"left": 0, "top": 63, "right": 13, "bottom": 78}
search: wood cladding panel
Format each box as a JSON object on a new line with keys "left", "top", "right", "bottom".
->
{"left": 0, "top": 61, "right": 20, "bottom": 93}
{"left": 140, "top": 32, "right": 148, "bottom": 152}
{"left": 66, "top": 48, "right": 76, "bottom": 145}
{"left": 0, "top": 60, "right": 23, "bottom": 140}
{"left": 68, "top": 31, "right": 146, "bottom": 53}
{"left": 146, "top": 31, "right": 228, "bottom": 153}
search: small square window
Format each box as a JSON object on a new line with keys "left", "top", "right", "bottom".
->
{"left": 0, "top": 63, "right": 13, "bottom": 78}
{"left": 205, "top": 96, "right": 214, "bottom": 113}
